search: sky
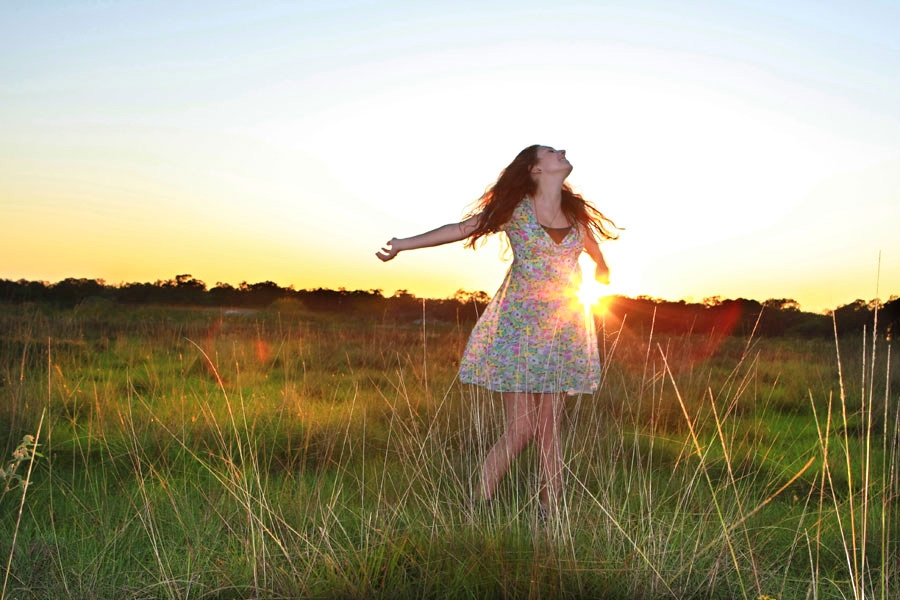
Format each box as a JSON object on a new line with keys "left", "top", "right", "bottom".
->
{"left": 2, "top": 0, "right": 898, "bottom": 313}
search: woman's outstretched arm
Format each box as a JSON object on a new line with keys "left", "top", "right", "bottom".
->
{"left": 582, "top": 228, "right": 610, "bottom": 284}
{"left": 376, "top": 216, "right": 479, "bottom": 262}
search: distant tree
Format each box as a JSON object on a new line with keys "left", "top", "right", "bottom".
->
{"left": 299, "top": 287, "right": 349, "bottom": 311}
{"left": 346, "top": 289, "right": 388, "bottom": 315}
{"left": 758, "top": 298, "right": 829, "bottom": 336}
{"left": 243, "top": 281, "right": 287, "bottom": 307}
{"left": 832, "top": 299, "right": 874, "bottom": 335}
{"left": 451, "top": 289, "right": 491, "bottom": 321}
{"left": 175, "top": 274, "right": 206, "bottom": 291}
{"left": 0, "top": 279, "right": 50, "bottom": 303}
{"left": 386, "top": 289, "right": 422, "bottom": 320}
{"left": 115, "top": 281, "right": 157, "bottom": 304}
{"left": 453, "top": 289, "right": 491, "bottom": 306}
{"left": 763, "top": 298, "right": 801, "bottom": 312}
{"left": 209, "top": 282, "right": 241, "bottom": 306}
{"left": 1, "top": 274, "right": 894, "bottom": 339}
{"left": 883, "top": 296, "right": 900, "bottom": 339}
{"left": 171, "top": 274, "right": 207, "bottom": 304}
{"left": 51, "top": 278, "right": 109, "bottom": 307}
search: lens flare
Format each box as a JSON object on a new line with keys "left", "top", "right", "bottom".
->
{"left": 577, "top": 277, "right": 606, "bottom": 309}
{"left": 577, "top": 257, "right": 611, "bottom": 314}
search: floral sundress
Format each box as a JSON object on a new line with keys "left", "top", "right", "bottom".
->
{"left": 458, "top": 198, "right": 601, "bottom": 394}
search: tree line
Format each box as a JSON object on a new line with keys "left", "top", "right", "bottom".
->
{"left": 1, "top": 275, "right": 897, "bottom": 339}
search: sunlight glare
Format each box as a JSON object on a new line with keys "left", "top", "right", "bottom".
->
{"left": 577, "top": 255, "right": 610, "bottom": 313}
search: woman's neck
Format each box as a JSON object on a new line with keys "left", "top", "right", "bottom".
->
{"left": 532, "top": 185, "right": 563, "bottom": 210}
{"left": 531, "top": 185, "right": 568, "bottom": 227}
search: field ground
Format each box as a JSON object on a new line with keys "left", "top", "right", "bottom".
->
{"left": 1, "top": 303, "right": 898, "bottom": 599}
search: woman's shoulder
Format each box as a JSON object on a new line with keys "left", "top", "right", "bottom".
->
{"left": 499, "top": 198, "right": 529, "bottom": 231}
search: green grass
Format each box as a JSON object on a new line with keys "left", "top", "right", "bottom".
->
{"left": 1, "top": 303, "right": 897, "bottom": 599}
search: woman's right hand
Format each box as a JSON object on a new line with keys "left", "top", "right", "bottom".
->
{"left": 376, "top": 238, "right": 401, "bottom": 262}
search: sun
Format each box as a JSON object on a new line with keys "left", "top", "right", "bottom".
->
{"left": 577, "top": 276, "right": 607, "bottom": 309}
{"left": 575, "top": 248, "right": 647, "bottom": 313}
{"left": 576, "top": 255, "right": 612, "bottom": 313}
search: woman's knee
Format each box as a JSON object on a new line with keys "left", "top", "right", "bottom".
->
{"left": 506, "top": 420, "right": 535, "bottom": 449}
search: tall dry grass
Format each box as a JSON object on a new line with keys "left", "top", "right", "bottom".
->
{"left": 0, "top": 302, "right": 896, "bottom": 598}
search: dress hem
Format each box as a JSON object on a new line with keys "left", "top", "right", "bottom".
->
{"left": 458, "top": 379, "right": 599, "bottom": 395}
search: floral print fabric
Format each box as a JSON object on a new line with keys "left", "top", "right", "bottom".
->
{"left": 458, "top": 198, "right": 601, "bottom": 394}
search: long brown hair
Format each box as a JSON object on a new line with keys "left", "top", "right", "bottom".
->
{"left": 464, "top": 145, "right": 619, "bottom": 248}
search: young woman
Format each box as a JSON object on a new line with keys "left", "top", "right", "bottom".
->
{"left": 376, "top": 145, "right": 617, "bottom": 516}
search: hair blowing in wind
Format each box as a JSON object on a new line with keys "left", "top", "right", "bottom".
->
{"left": 463, "top": 144, "right": 620, "bottom": 249}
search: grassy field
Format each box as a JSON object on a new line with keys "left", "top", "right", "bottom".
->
{"left": 1, "top": 301, "right": 897, "bottom": 599}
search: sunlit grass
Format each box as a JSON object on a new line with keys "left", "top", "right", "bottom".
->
{"left": 0, "top": 303, "right": 897, "bottom": 598}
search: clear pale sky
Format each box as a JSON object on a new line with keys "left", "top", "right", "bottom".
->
{"left": 2, "top": 1, "right": 898, "bottom": 313}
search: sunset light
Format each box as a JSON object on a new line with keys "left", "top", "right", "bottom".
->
{"left": 1, "top": 2, "right": 898, "bottom": 312}
{"left": 577, "top": 255, "right": 609, "bottom": 313}
{"left": 577, "top": 279, "right": 612, "bottom": 315}
{"left": 2, "top": 4, "right": 900, "bottom": 597}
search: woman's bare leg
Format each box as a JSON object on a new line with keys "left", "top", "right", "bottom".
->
{"left": 480, "top": 392, "right": 536, "bottom": 501}
{"left": 536, "top": 393, "right": 564, "bottom": 511}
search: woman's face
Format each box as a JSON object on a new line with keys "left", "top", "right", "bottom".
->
{"left": 531, "top": 146, "right": 572, "bottom": 178}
